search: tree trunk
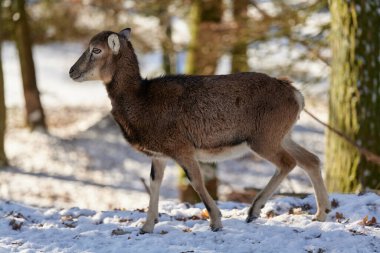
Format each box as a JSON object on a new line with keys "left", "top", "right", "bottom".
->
{"left": 326, "top": 0, "right": 380, "bottom": 192}
{"left": 12, "top": 0, "right": 46, "bottom": 131}
{"left": 185, "top": 0, "right": 224, "bottom": 75}
{"left": 0, "top": 1, "right": 8, "bottom": 166}
{"left": 179, "top": 0, "right": 224, "bottom": 203}
{"left": 231, "top": 0, "right": 249, "bottom": 73}
{"left": 185, "top": 0, "right": 201, "bottom": 75}
{"left": 159, "top": 13, "right": 175, "bottom": 74}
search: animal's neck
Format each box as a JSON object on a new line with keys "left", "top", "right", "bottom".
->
{"left": 104, "top": 48, "right": 143, "bottom": 144}
{"left": 105, "top": 45, "right": 142, "bottom": 111}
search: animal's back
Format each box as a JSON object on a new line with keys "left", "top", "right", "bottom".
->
{"left": 141, "top": 72, "right": 301, "bottom": 149}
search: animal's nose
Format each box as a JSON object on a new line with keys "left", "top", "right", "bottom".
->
{"left": 69, "top": 67, "right": 75, "bottom": 75}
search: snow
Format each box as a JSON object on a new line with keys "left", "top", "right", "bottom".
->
{"left": 1, "top": 20, "right": 377, "bottom": 252}
{"left": 1, "top": 42, "right": 162, "bottom": 108}
{"left": 2, "top": 110, "right": 325, "bottom": 211}
{"left": 1, "top": 41, "right": 329, "bottom": 212}
{"left": 0, "top": 194, "right": 379, "bottom": 252}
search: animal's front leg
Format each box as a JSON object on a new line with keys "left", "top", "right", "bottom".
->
{"left": 140, "top": 158, "right": 166, "bottom": 234}
{"left": 177, "top": 157, "right": 223, "bottom": 232}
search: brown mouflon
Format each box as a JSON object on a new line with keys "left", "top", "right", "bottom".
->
{"left": 70, "top": 28, "right": 330, "bottom": 233}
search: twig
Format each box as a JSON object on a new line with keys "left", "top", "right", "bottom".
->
{"left": 140, "top": 177, "right": 151, "bottom": 196}
{"left": 250, "top": 0, "right": 271, "bottom": 19}
{"left": 304, "top": 108, "right": 380, "bottom": 166}
{"left": 243, "top": 187, "right": 309, "bottom": 198}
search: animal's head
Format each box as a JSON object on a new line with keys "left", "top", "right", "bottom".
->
{"left": 69, "top": 28, "right": 131, "bottom": 83}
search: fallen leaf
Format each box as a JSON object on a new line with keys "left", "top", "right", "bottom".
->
{"left": 266, "top": 210, "right": 277, "bottom": 218}
{"left": 11, "top": 241, "right": 24, "bottom": 246}
{"left": 191, "top": 215, "right": 203, "bottom": 220}
{"left": 359, "top": 216, "right": 377, "bottom": 226}
{"left": 334, "top": 212, "right": 349, "bottom": 224}
{"left": 331, "top": 199, "right": 339, "bottom": 208}
{"left": 175, "top": 217, "right": 188, "bottom": 222}
{"left": 305, "top": 233, "right": 322, "bottom": 240}
{"left": 118, "top": 218, "right": 133, "bottom": 223}
{"left": 289, "top": 207, "right": 303, "bottom": 215}
{"left": 335, "top": 212, "right": 344, "bottom": 220}
{"left": 348, "top": 229, "right": 366, "bottom": 236}
{"left": 9, "top": 219, "right": 23, "bottom": 231}
{"left": 62, "top": 221, "right": 77, "bottom": 228}
{"left": 61, "top": 215, "right": 74, "bottom": 222}
{"left": 12, "top": 212, "right": 27, "bottom": 220}
{"left": 201, "top": 209, "right": 209, "bottom": 219}
{"left": 302, "top": 204, "right": 312, "bottom": 211}
{"left": 111, "top": 228, "right": 130, "bottom": 236}
{"left": 159, "top": 230, "right": 168, "bottom": 235}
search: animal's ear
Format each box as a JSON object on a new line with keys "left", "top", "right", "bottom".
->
{"left": 107, "top": 34, "right": 120, "bottom": 55}
{"left": 119, "top": 28, "right": 131, "bottom": 40}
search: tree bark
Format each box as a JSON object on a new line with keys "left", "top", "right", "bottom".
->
{"left": 326, "top": 0, "right": 380, "bottom": 192}
{"left": 159, "top": 12, "right": 175, "bottom": 74}
{"left": 0, "top": 0, "right": 8, "bottom": 166}
{"left": 185, "top": 0, "right": 224, "bottom": 75}
{"left": 12, "top": 0, "right": 46, "bottom": 131}
{"left": 231, "top": 0, "right": 249, "bottom": 73}
{"left": 179, "top": 0, "right": 224, "bottom": 203}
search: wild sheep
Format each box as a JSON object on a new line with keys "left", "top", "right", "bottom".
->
{"left": 69, "top": 28, "right": 330, "bottom": 233}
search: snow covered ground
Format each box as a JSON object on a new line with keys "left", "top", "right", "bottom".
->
{"left": 1, "top": 42, "right": 327, "bottom": 211}
{"left": 1, "top": 42, "right": 379, "bottom": 252}
{"left": 0, "top": 194, "right": 379, "bottom": 253}
{"left": 2, "top": 108, "right": 324, "bottom": 211}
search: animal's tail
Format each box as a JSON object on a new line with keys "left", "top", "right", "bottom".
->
{"left": 277, "top": 77, "right": 304, "bottom": 119}
{"left": 282, "top": 137, "right": 320, "bottom": 170}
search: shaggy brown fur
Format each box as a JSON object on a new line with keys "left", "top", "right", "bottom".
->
{"left": 70, "top": 29, "right": 330, "bottom": 233}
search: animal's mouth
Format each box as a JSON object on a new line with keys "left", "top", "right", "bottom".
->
{"left": 71, "top": 73, "right": 82, "bottom": 81}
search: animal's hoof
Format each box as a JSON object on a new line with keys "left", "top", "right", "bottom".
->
{"left": 312, "top": 216, "right": 326, "bottom": 222}
{"left": 139, "top": 228, "right": 152, "bottom": 234}
{"left": 139, "top": 228, "right": 147, "bottom": 234}
{"left": 245, "top": 215, "right": 258, "bottom": 223}
{"left": 210, "top": 225, "right": 223, "bottom": 232}
{"left": 312, "top": 213, "right": 327, "bottom": 222}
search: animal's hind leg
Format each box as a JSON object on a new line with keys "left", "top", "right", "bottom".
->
{"left": 283, "top": 138, "right": 330, "bottom": 221}
{"left": 246, "top": 146, "right": 296, "bottom": 223}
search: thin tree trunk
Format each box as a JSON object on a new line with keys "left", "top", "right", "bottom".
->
{"left": 185, "top": 0, "right": 224, "bottom": 75}
{"left": 0, "top": 46, "right": 6, "bottom": 167}
{"left": 326, "top": 0, "right": 380, "bottom": 192}
{"left": 231, "top": 0, "right": 249, "bottom": 73}
{"left": 185, "top": 0, "right": 201, "bottom": 75}
{"left": 12, "top": 0, "right": 46, "bottom": 131}
{"left": 159, "top": 13, "right": 175, "bottom": 74}
{"left": 179, "top": 0, "right": 224, "bottom": 203}
{"left": 0, "top": 1, "right": 8, "bottom": 166}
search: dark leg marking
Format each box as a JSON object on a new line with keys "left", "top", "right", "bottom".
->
{"left": 246, "top": 206, "right": 258, "bottom": 223}
{"left": 150, "top": 164, "right": 155, "bottom": 181}
{"left": 182, "top": 168, "right": 192, "bottom": 181}
{"left": 203, "top": 201, "right": 211, "bottom": 213}
{"left": 246, "top": 216, "right": 258, "bottom": 223}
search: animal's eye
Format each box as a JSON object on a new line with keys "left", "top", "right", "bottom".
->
{"left": 92, "top": 48, "right": 101, "bottom": 54}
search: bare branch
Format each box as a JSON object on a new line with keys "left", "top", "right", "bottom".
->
{"left": 304, "top": 108, "right": 380, "bottom": 166}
